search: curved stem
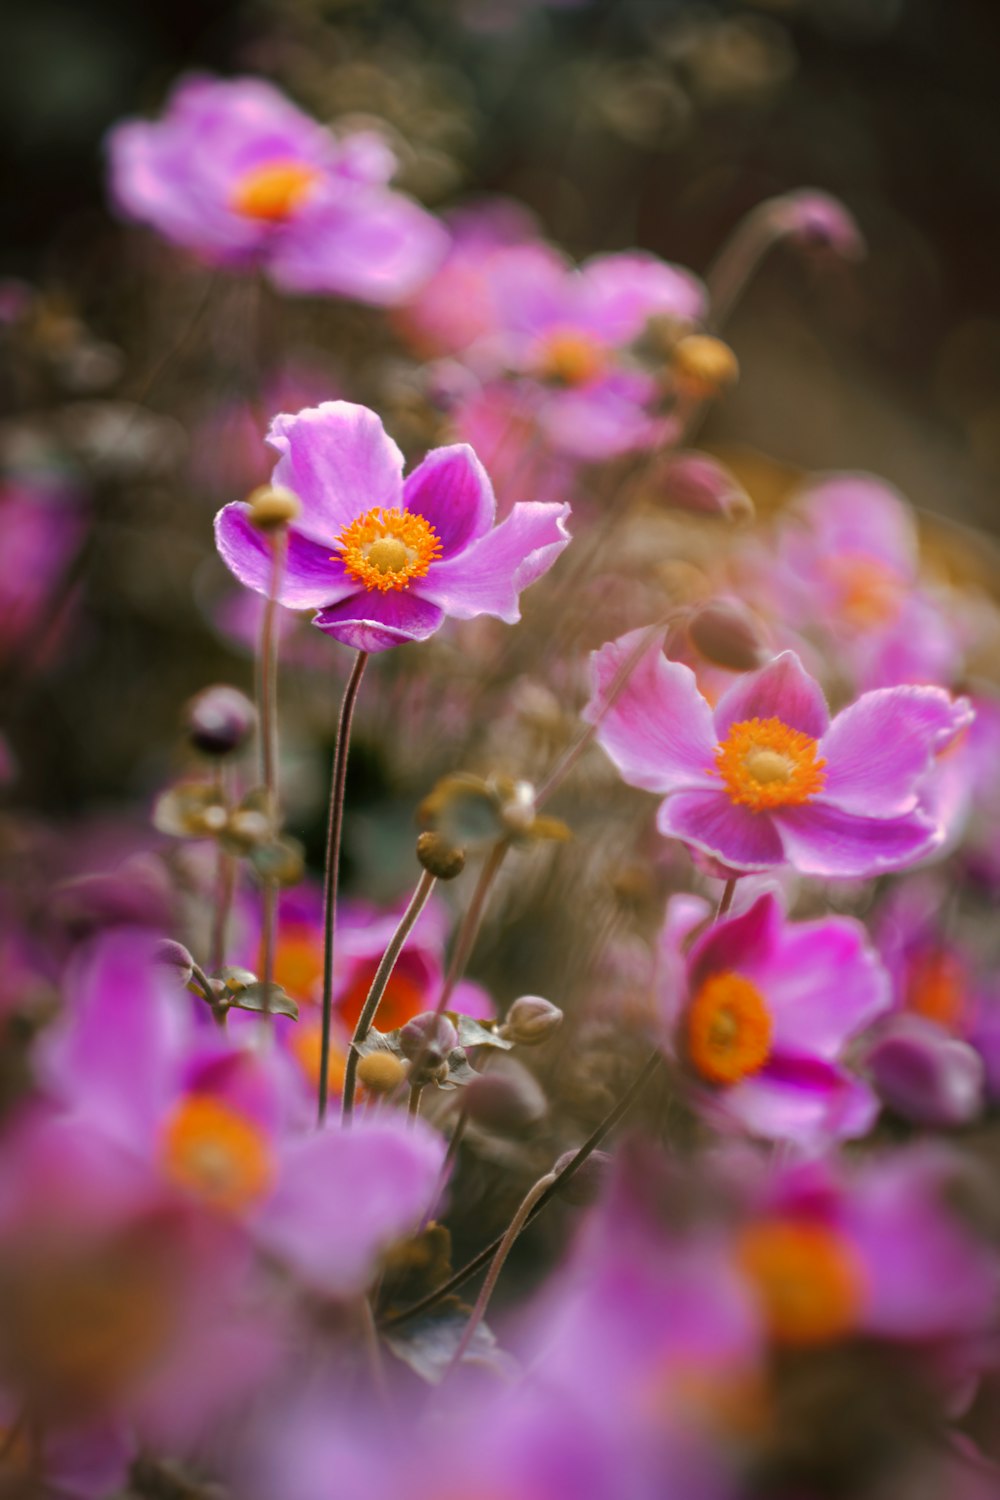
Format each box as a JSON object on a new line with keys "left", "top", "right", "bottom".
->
{"left": 716, "top": 877, "right": 737, "bottom": 922}
{"left": 341, "top": 868, "right": 437, "bottom": 1123}
{"left": 318, "top": 649, "right": 370, "bottom": 1125}
{"left": 434, "top": 838, "right": 509, "bottom": 1015}
{"left": 704, "top": 201, "right": 780, "bottom": 331}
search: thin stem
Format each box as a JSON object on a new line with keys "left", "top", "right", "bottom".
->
{"left": 341, "top": 868, "right": 438, "bottom": 1123}
{"left": 703, "top": 201, "right": 781, "bottom": 331}
{"left": 444, "top": 1170, "right": 555, "bottom": 1377}
{"left": 381, "top": 1047, "right": 663, "bottom": 1327}
{"left": 189, "top": 960, "right": 226, "bottom": 1026}
{"left": 407, "top": 1084, "right": 424, "bottom": 1122}
{"left": 209, "top": 765, "right": 237, "bottom": 973}
{"left": 257, "top": 529, "right": 286, "bottom": 1012}
{"left": 434, "top": 838, "right": 509, "bottom": 1015}
{"left": 318, "top": 648, "right": 370, "bottom": 1124}
{"left": 716, "top": 877, "right": 737, "bottom": 922}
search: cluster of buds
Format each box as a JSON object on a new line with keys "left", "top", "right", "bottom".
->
{"left": 417, "top": 773, "right": 570, "bottom": 853}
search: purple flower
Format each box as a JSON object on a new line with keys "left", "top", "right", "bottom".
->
{"left": 107, "top": 75, "right": 447, "bottom": 303}
{"left": 589, "top": 631, "right": 972, "bottom": 877}
{"left": 215, "top": 401, "right": 571, "bottom": 651}
{"left": 669, "top": 891, "right": 890, "bottom": 1145}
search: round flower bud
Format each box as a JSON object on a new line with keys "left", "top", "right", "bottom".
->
{"left": 688, "top": 599, "right": 770, "bottom": 673}
{"left": 776, "top": 190, "right": 865, "bottom": 261}
{"left": 552, "top": 1148, "right": 612, "bottom": 1206}
{"left": 184, "top": 685, "right": 257, "bottom": 758}
{"left": 500, "top": 995, "right": 564, "bottom": 1046}
{"left": 416, "top": 831, "right": 466, "bottom": 881}
{"left": 656, "top": 452, "right": 753, "bottom": 521}
{"left": 672, "top": 335, "right": 740, "bottom": 401}
{"left": 357, "top": 1052, "right": 408, "bottom": 1095}
{"left": 247, "top": 484, "right": 301, "bottom": 530}
{"left": 463, "top": 1062, "right": 547, "bottom": 1133}
{"left": 865, "top": 1017, "right": 984, "bottom": 1129}
{"left": 154, "top": 939, "right": 195, "bottom": 986}
{"left": 399, "top": 1012, "right": 458, "bottom": 1067}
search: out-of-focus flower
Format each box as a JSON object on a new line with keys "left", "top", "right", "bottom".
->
{"left": 0, "top": 472, "right": 85, "bottom": 669}
{"left": 107, "top": 75, "right": 447, "bottom": 303}
{"left": 589, "top": 633, "right": 971, "bottom": 877}
{"left": 862, "top": 1014, "right": 984, "bottom": 1128}
{"left": 215, "top": 401, "right": 571, "bottom": 652}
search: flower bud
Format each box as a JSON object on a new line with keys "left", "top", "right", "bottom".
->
{"left": 463, "top": 1062, "right": 547, "bottom": 1133}
{"left": 416, "top": 831, "right": 466, "bottom": 881}
{"left": 688, "top": 598, "right": 770, "bottom": 673}
{"left": 357, "top": 1052, "right": 408, "bottom": 1095}
{"left": 672, "top": 335, "right": 739, "bottom": 401}
{"left": 154, "top": 939, "right": 194, "bottom": 986}
{"left": 184, "top": 685, "right": 257, "bottom": 758}
{"left": 500, "top": 995, "right": 564, "bottom": 1046}
{"left": 656, "top": 452, "right": 753, "bottom": 520}
{"left": 247, "top": 484, "right": 301, "bottom": 530}
{"left": 775, "top": 190, "right": 865, "bottom": 261}
{"left": 399, "top": 1012, "right": 458, "bottom": 1068}
{"left": 865, "top": 1016, "right": 984, "bottom": 1129}
{"left": 552, "top": 1148, "right": 613, "bottom": 1206}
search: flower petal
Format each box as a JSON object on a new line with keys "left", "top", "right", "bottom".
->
{"left": 818, "top": 687, "right": 974, "bottom": 818}
{"left": 414, "top": 501, "right": 570, "bottom": 623}
{"left": 657, "top": 791, "right": 785, "bottom": 871}
{"left": 587, "top": 630, "right": 718, "bottom": 795}
{"left": 713, "top": 651, "right": 829, "bottom": 740}
{"left": 687, "top": 891, "right": 781, "bottom": 994}
{"left": 270, "top": 189, "right": 449, "bottom": 304}
{"left": 772, "top": 803, "right": 942, "bottom": 877}
{"left": 267, "top": 401, "right": 404, "bottom": 544}
{"left": 719, "top": 1056, "right": 879, "bottom": 1145}
{"left": 214, "top": 503, "right": 355, "bottom": 608}
{"left": 312, "top": 589, "right": 444, "bottom": 653}
{"left": 402, "top": 443, "right": 496, "bottom": 557}
{"left": 762, "top": 917, "right": 891, "bottom": 1055}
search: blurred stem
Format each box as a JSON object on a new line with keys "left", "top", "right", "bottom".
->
{"left": 704, "top": 201, "right": 781, "bottom": 331}
{"left": 258, "top": 528, "right": 287, "bottom": 1014}
{"left": 341, "top": 868, "right": 437, "bottom": 1123}
{"left": 434, "top": 838, "right": 509, "bottom": 1015}
{"left": 209, "top": 762, "right": 236, "bottom": 972}
{"left": 318, "top": 650, "right": 370, "bottom": 1125}
{"left": 716, "top": 877, "right": 737, "bottom": 922}
{"left": 407, "top": 1084, "right": 424, "bottom": 1122}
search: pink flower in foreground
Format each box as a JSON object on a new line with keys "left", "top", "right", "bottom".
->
{"left": 589, "top": 632, "right": 972, "bottom": 877}
{"left": 107, "top": 75, "right": 446, "bottom": 303}
{"left": 215, "top": 401, "right": 571, "bottom": 652}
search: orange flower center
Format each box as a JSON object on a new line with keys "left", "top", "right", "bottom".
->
{"left": 263, "top": 923, "right": 324, "bottom": 1004}
{"left": 687, "top": 971, "right": 773, "bottom": 1085}
{"left": 907, "top": 949, "right": 967, "bottom": 1031}
{"left": 334, "top": 507, "right": 442, "bottom": 593}
{"left": 290, "top": 1019, "right": 348, "bottom": 1095}
{"left": 713, "top": 717, "right": 827, "bottom": 812}
{"left": 230, "top": 160, "right": 320, "bottom": 221}
{"left": 737, "top": 1219, "right": 865, "bottom": 1347}
{"left": 338, "top": 960, "right": 426, "bottom": 1032}
{"left": 827, "top": 555, "right": 903, "bottom": 629}
{"left": 161, "top": 1094, "right": 274, "bottom": 1213}
{"left": 536, "top": 329, "right": 607, "bottom": 387}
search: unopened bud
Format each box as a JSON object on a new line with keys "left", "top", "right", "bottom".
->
{"left": 656, "top": 452, "right": 753, "bottom": 520}
{"left": 500, "top": 995, "right": 564, "bottom": 1046}
{"left": 155, "top": 939, "right": 194, "bottom": 986}
{"left": 184, "top": 685, "right": 257, "bottom": 758}
{"left": 463, "top": 1063, "right": 547, "bottom": 1133}
{"left": 688, "top": 599, "right": 770, "bottom": 673}
{"left": 552, "top": 1148, "right": 613, "bottom": 1206}
{"left": 775, "top": 190, "right": 865, "bottom": 261}
{"left": 416, "top": 831, "right": 466, "bottom": 881}
{"left": 865, "top": 1017, "right": 984, "bottom": 1129}
{"left": 672, "top": 335, "right": 739, "bottom": 401}
{"left": 399, "top": 1012, "right": 458, "bottom": 1068}
{"left": 247, "top": 484, "right": 301, "bottom": 530}
{"left": 357, "top": 1052, "right": 408, "bottom": 1095}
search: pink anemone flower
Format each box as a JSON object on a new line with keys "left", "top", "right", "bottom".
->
{"left": 589, "top": 631, "right": 972, "bottom": 878}
{"left": 215, "top": 401, "right": 571, "bottom": 652}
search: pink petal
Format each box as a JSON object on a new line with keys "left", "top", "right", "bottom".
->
{"left": 312, "top": 588, "right": 444, "bottom": 652}
{"left": 762, "top": 917, "right": 892, "bottom": 1055}
{"left": 267, "top": 402, "right": 404, "bottom": 545}
{"left": 402, "top": 444, "right": 496, "bottom": 557}
{"left": 772, "top": 803, "right": 943, "bottom": 877}
{"left": 414, "top": 501, "right": 570, "bottom": 623}
{"left": 657, "top": 790, "right": 785, "bottom": 871}
{"left": 214, "top": 503, "right": 355, "bottom": 609}
{"left": 720, "top": 1057, "right": 879, "bottom": 1145}
{"left": 270, "top": 190, "right": 449, "bottom": 304}
{"left": 687, "top": 891, "right": 781, "bottom": 994}
{"left": 818, "top": 687, "right": 974, "bottom": 818}
{"left": 712, "top": 651, "right": 829, "bottom": 740}
{"left": 587, "top": 630, "right": 718, "bottom": 795}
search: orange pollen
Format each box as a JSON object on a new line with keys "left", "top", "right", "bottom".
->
{"left": 827, "top": 555, "right": 903, "bottom": 629}
{"left": 713, "top": 717, "right": 827, "bottom": 812}
{"left": 161, "top": 1094, "right": 274, "bottom": 1213}
{"left": 907, "top": 949, "right": 967, "bottom": 1031}
{"left": 737, "top": 1219, "right": 865, "bottom": 1348}
{"left": 230, "top": 160, "right": 320, "bottom": 221}
{"left": 536, "top": 329, "right": 607, "bottom": 387}
{"left": 334, "top": 507, "right": 442, "bottom": 593}
{"left": 687, "top": 971, "right": 772, "bottom": 1085}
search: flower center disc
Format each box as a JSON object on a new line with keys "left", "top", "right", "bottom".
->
{"left": 161, "top": 1094, "right": 273, "bottom": 1213}
{"left": 537, "top": 330, "right": 606, "bottom": 387}
{"left": 827, "top": 555, "right": 903, "bottom": 629}
{"left": 335, "top": 506, "right": 442, "bottom": 592}
{"left": 231, "top": 160, "right": 320, "bottom": 221}
{"left": 714, "top": 717, "right": 827, "bottom": 812}
{"left": 736, "top": 1220, "right": 865, "bottom": 1347}
{"left": 686, "top": 971, "right": 772, "bottom": 1085}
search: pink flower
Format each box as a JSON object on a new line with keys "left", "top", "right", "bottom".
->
{"left": 107, "top": 75, "right": 447, "bottom": 303}
{"left": 215, "top": 401, "right": 571, "bottom": 652}
{"left": 589, "top": 631, "right": 971, "bottom": 877}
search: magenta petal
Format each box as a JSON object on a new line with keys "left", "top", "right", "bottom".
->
{"left": 214, "top": 504, "right": 355, "bottom": 608}
{"left": 772, "top": 802, "right": 943, "bottom": 877}
{"left": 818, "top": 686, "right": 974, "bottom": 818}
{"left": 414, "top": 501, "right": 570, "bottom": 623}
{"left": 587, "top": 630, "right": 718, "bottom": 795}
{"left": 312, "top": 588, "right": 444, "bottom": 652}
{"left": 402, "top": 444, "right": 496, "bottom": 557}
{"left": 270, "top": 190, "right": 448, "bottom": 304}
{"left": 657, "top": 791, "right": 785, "bottom": 871}
{"left": 713, "top": 651, "right": 830, "bottom": 740}
{"left": 688, "top": 891, "right": 781, "bottom": 993}
{"left": 267, "top": 402, "right": 404, "bottom": 544}
{"left": 762, "top": 918, "right": 891, "bottom": 1055}
{"left": 721, "top": 1056, "right": 879, "bottom": 1145}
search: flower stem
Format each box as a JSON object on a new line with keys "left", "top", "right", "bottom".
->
{"left": 341, "top": 867, "right": 437, "bottom": 1123}
{"left": 716, "top": 877, "right": 737, "bottom": 922}
{"left": 258, "top": 529, "right": 287, "bottom": 1013}
{"left": 318, "top": 650, "right": 370, "bottom": 1124}
{"left": 434, "top": 838, "right": 509, "bottom": 1015}
{"left": 407, "top": 1084, "right": 424, "bottom": 1122}
{"left": 704, "top": 201, "right": 783, "bottom": 330}
{"left": 209, "top": 763, "right": 236, "bottom": 972}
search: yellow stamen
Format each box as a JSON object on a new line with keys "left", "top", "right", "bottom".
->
{"left": 161, "top": 1094, "right": 273, "bottom": 1213}
{"left": 536, "top": 329, "right": 607, "bottom": 387}
{"left": 713, "top": 717, "right": 827, "bottom": 812}
{"left": 231, "top": 160, "right": 320, "bottom": 222}
{"left": 334, "top": 506, "right": 442, "bottom": 593}
{"left": 737, "top": 1219, "right": 865, "bottom": 1347}
{"left": 687, "top": 971, "right": 772, "bottom": 1085}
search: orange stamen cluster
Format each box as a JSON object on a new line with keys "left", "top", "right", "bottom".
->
{"left": 687, "top": 971, "right": 773, "bottom": 1085}
{"left": 736, "top": 1219, "right": 865, "bottom": 1347}
{"left": 231, "top": 160, "right": 320, "bottom": 221}
{"left": 713, "top": 717, "right": 827, "bottom": 812}
{"left": 335, "top": 507, "right": 442, "bottom": 593}
{"left": 827, "top": 555, "right": 903, "bottom": 629}
{"left": 161, "top": 1094, "right": 274, "bottom": 1213}
{"left": 536, "top": 329, "right": 607, "bottom": 387}
{"left": 290, "top": 1020, "right": 348, "bottom": 1095}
